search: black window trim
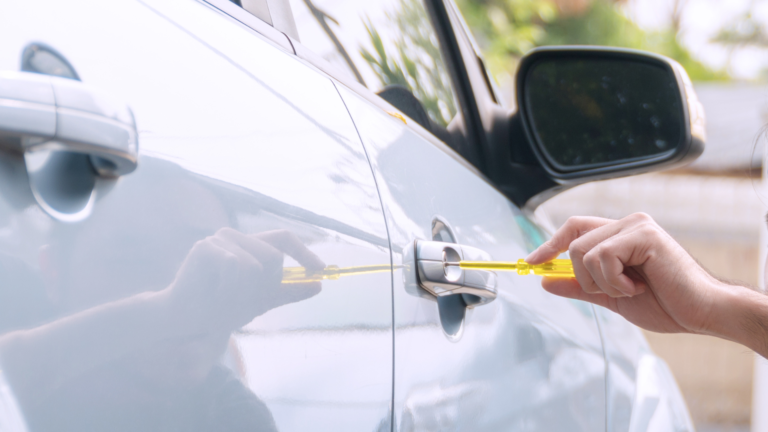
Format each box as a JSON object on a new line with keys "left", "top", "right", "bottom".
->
{"left": 423, "top": 0, "right": 487, "bottom": 172}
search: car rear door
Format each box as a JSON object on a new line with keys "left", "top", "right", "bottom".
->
{"left": 0, "top": 0, "right": 393, "bottom": 430}
{"left": 285, "top": 0, "right": 609, "bottom": 429}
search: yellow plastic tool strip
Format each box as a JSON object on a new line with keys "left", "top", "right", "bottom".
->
{"left": 282, "top": 258, "right": 575, "bottom": 283}
{"left": 456, "top": 259, "right": 574, "bottom": 277}
{"left": 282, "top": 264, "right": 394, "bottom": 284}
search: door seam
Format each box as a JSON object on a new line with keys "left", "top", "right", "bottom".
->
{"left": 330, "top": 81, "right": 397, "bottom": 432}
{"left": 591, "top": 303, "right": 610, "bottom": 432}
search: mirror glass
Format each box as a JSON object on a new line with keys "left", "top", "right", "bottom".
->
{"left": 21, "top": 43, "right": 80, "bottom": 81}
{"left": 524, "top": 57, "right": 684, "bottom": 171}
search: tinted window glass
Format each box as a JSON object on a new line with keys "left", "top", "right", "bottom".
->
{"left": 290, "top": 0, "right": 459, "bottom": 129}
{"left": 525, "top": 58, "right": 683, "bottom": 170}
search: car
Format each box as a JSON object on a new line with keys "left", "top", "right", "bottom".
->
{"left": 0, "top": 0, "right": 703, "bottom": 431}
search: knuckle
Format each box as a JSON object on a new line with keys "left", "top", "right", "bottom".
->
{"left": 221, "top": 249, "right": 239, "bottom": 264}
{"left": 244, "top": 256, "right": 264, "bottom": 276}
{"left": 637, "top": 222, "right": 663, "bottom": 239}
{"left": 564, "top": 216, "right": 579, "bottom": 226}
{"left": 259, "top": 248, "right": 283, "bottom": 268}
{"left": 569, "top": 240, "right": 589, "bottom": 258}
{"left": 627, "top": 212, "right": 654, "bottom": 224}
{"left": 564, "top": 216, "right": 589, "bottom": 230}
{"left": 582, "top": 249, "right": 600, "bottom": 268}
{"left": 272, "top": 229, "right": 292, "bottom": 238}
{"left": 595, "top": 244, "right": 614, "bottom": 260}
{"left": 215, "top": 227, "right": 236, "bottom": 236}
{"left": 193, "top": 238, "right": 216, "bottom": 253}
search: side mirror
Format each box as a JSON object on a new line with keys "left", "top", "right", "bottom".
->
{"left": 516, "top": 46, "right": 705, "bottom": 181}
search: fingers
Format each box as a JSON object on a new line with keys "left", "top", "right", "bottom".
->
{"left": 541, "top": 277, "right": 617, "bottom": 312}
{"left": 571, "top": 221, "right": 643, "bottom": 297}
{"left": 255, "top": 230, "right": 326, "bottom": 271}
{"left": 566, "top": 217, "right": 641, "bottom": 295}
{"left": 278, "top": 281, "right": 322, "bottom": 303}
{"left": 530, "top": 215, "right": 625, "bottom": 296}
{"left": 526, "top": 216, "right": 613, "bottom": 264}
{"left": 185, "top": 239, "right": 252, "bottom": 285}
{"left": 215, "top": 228, "right": 282, "bottom": 271}
{"left": 582, "top": 246, "right": 627, "bottom": 297}
{"left": 171, "top": 229, "right": 326, "bottom": 334}
{"left": 595, "top": 231, "right": 647, "bottom": 296}
{"left": 578, "top": 218, "right": 660, "bottom": 297}
{"left": 211, "top": 229, "right": 328, "bottom": 298}
{"left": 533, "top": 213, "right": 662, "bottom": 300}
{"left": 208, "top": 237, "right": 268, "bottom": 292}
{"left": 215, "top": 228, "right": 325, "bottom": 272}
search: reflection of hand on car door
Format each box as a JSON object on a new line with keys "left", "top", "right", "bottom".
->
{"left": 0, "top": 228, "right": 324, "bottom": 414}
{"left": 165, "top": 228, "right": 325, "bottom": 333}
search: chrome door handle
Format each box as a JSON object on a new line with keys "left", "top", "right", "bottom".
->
{"left": 414, "top": 240, "right": 497, "bottom": 307}
{"left": 0, "top": 71, "right": 137, "bottom": 176}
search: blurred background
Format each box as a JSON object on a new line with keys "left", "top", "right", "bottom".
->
{"left": 451, "top": 0, "right": 768, "bottom": 431}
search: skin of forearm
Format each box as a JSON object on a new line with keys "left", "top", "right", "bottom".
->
{"left": 732, "top": 288, "right": 768, "bottom": 359}
{"left": 700, "top": 282, "right": 768, "bottom": 359}
{"left": 0, "top": 289, "right": 181, "bottom": 411}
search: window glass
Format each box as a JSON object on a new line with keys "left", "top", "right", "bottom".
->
{"left": 289, "top": 0, "right": 459, "bottom": 129}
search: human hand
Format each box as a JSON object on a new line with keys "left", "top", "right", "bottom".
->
{"left": 164, "top": 228, "right": 325, "bottom": 333}
{"left": 526, "top": 213, "right": 726, "bottom": 335}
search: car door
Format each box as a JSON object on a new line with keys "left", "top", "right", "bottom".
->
{"left": 0, "top": 0, "right": 393, "bottom": 431}
{"left": 285, "top": 0, "right": 608, "bottom": 430}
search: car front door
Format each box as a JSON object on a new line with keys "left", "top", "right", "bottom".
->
{"left": 338, "top": 79, "right": 608, "bottom": 432}
{"left": 286, "top": 0, "right": 608, "bottom": 429}
{"left": 0, "top": 0, "right": 393, "bottom": 430}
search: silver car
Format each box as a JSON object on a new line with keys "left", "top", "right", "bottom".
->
{"left": 0, "top": 0, "right": 703, "bottom": 431}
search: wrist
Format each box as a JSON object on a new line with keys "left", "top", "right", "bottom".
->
{"left": 153, "top": 286, "right": 219, "bottom": 337}
{"left": 151, "top": 287, "right": 196, "bottom": 336}
{"left": 703, "top": 281, "right": 768, "bottom": 357}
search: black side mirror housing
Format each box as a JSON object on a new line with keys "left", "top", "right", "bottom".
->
{"left": 505, "top": 46, "right": 705, "bottom": 207}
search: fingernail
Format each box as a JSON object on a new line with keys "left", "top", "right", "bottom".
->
{"left": 524, "top": 253, "right": 535, "bottom": 262}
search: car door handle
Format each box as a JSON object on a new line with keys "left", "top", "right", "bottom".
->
{"left": 414, "top": 240, "right": 497, "bottom": 307}
{"left": 0, "top": 71, "right": 138, "bottom": 176}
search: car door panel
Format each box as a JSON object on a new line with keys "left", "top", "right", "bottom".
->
{"left": 335, "top": 84, "right": 607, "bottom": 431}
{"left": 0, "top": 0, "right": 392, "bottom": 430}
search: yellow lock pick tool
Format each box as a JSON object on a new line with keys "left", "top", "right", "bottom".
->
{"left": 282, "top": 259, "right": 574, "bottom": 283}
{"left": 282, "top": 264, "right": 395, "bottom": 284}
{"left": 445, "top": 259, "right": 574, "bottom": 277}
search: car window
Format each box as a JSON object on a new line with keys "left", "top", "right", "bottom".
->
{"left": 289, "top": 0, "right": 459, "bottom": 131}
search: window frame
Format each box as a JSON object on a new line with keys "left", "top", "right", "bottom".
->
{"left": 285, "top": 0, "right": 488, "bottom": 171}
{"left": 202, "top": 0, "right": 295, "bottom": 54}
{"left": 201, "top": 0, "right": 496, "bottom": 184}
{"left": 423, "top": 0, "right": 488, "bottom": 169}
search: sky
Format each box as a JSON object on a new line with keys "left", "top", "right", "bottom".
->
{"left": 623, "top": 0, "right": 768, "bottom": 80}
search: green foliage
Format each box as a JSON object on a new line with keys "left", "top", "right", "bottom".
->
{"left": 360, "top": 0, "right": 458, "bottom": 126}
{"left": 455, "top": 0, "right": 727, "bottom": 83}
